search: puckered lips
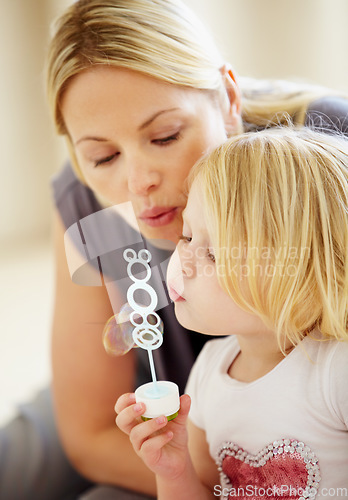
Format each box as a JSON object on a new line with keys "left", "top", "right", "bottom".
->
{"left": 138, "top": 206, "right": 179, "bottom": 227}
{"left": 168, "top": 285, "right": 185, "bottom": 303}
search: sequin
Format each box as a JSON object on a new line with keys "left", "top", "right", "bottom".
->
{"left": 216, "top": 438, "right": 320, "bottom": 499}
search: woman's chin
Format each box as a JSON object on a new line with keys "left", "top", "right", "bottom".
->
{"left": 139, "top": 220, "right": 182, "bottom": 245}
{"left": 147, "top": 238, "right": 176, "bottom": 250}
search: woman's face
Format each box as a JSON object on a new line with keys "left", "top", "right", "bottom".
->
{"left": 61, "top": 66, "right": 235, "bottom": 242}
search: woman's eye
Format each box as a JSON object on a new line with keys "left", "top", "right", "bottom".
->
{"left": 152, "top": 132, "right": 181, "bottom": 146}
{"left": 94, "top": 153, "right": 118, "bottom": 167}
{"left": 179, "top": 234, "right": 192, "bottom": 244}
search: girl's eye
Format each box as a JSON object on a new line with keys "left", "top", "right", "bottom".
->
{"left": 152, "top": 132, "right": 181, "bottom": 146}
{"left": 179, "top": 234, "right": 192, "bottom": 244}
{"left": 94, "top": 153, "right": 118, "bottom": 167}
{"left": 207, "top": 250, "right": 215, "bottom": 263}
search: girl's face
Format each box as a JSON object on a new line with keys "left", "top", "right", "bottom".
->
{"left": 167, "top": 181, "right": 267, "bottom": 337}
{"left": 61, "top": 66, "right": 235, "bottom": 243}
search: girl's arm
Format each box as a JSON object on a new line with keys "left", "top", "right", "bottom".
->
{"left": 155, "top": 459, "right": 212, "bottom": 500}
{"left": 116, "top": 393, "right": 219, "bottom": 499}
{"left": 187, "top": 419, "right": 221, "bottom": 494}
{"left": 51, "top": 211, "right": 156, "bottom": 495}
{"left": 156, "top": 420, "right": 218, "bottom": 500}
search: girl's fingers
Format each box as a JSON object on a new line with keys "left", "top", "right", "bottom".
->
{"left": 171, "top": 394, "right": 191, "bottom": 425}
{"left": 179, "top": 394, "right": 191, "bottom": 416}
{"left": 140, "top": 430, "right": 174, "bottom": 458}
{"left": 115, "top": 392, "right": 191, "bottom": 442}
{"left": 129, "top": 415, "right": 169, "bottom": 452}
{"left": 115, "top": 400, "right": 146, "bottom": 435}
{"left": 114, "top": 392, "right": 136, "bottom": 414}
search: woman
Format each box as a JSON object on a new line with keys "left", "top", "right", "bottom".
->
{"left": 1, "top": 1, "right": 347, "bottom": 499}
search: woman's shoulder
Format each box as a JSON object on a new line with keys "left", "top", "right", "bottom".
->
{"left": 51, "top": 162, "right": 102, "bottom": 229}
{"left": 51, "top": 162, "right": 148, "bottom": 287}
{"left": 305, "top": 95, "right": 348, "bottom": 136}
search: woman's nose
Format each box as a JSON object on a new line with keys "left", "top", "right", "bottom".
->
{"left": 127, "top": 158, "right": 161, "bottom": 196}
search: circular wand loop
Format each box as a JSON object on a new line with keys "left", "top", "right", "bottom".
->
{"left": 102, "top": 305, "right": 164, "bottom": 357}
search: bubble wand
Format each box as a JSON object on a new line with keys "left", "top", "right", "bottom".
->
{"left": 124, "top": 248, "right": 163, "bottom": 391}
{"left": 103, "top": 248, "right": 180, "bottom": 421}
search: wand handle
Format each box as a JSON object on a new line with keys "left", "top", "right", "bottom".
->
{"left": 147, "top": 349, "right": 157, "bottom": 386}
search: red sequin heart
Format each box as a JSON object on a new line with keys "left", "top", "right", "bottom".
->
{"left": 216, "top": 439, "right": 320, "bottom": 499}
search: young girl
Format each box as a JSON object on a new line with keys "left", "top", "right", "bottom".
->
{"left": 115, "top": 127, "right": 348, "bottom": 499}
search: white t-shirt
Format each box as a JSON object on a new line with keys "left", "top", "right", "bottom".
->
{"left": 186, "top": 335, "right": 348, "bottom": 499}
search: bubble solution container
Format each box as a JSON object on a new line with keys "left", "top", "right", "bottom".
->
{"left": 135, "top": 381, "right": 180, "bottom": 421}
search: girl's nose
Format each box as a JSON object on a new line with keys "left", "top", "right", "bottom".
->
{"left": 178, "top": 241, "right": 196, "bottom": 278}
{"left": 168, "top": 246, "right": 195, "bottom": 287}
{"left": 167, "top": 248, "right": 185, "bottom": 296}
{"left": 181, "top": 257, "right": 195, "bottom": 278}
{"left": 127, "top": 158, "right": 161, "bottom": 196}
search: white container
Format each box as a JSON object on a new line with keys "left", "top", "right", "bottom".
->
{"left": 135, "top": 381, "right": 180, "bottom": 421}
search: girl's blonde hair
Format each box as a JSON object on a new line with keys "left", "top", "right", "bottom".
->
{"left": 46, "top": 0, "right": 329, "bottom": 181}
{"left": 191, "top": 128, "right": 348, "bottom": 350}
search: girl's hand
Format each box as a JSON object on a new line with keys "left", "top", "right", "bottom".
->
{"left": 115, "top": 392, "right": 191, "bottom": 479}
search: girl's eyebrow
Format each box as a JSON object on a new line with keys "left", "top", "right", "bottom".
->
{"left": 75, "top": 108, "right": 180, "bottom": 145}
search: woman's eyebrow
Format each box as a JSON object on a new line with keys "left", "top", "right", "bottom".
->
{"left": 138, "top": 108, "right": 180, "bottom": 131}
{"left": 74, "top": 108, "right": 180, "bottom": 145}
{"left": 75, "top": 135, "right": 106, "bottom": 145}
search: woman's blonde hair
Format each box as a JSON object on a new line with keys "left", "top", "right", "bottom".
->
{"left": 46, "top": 0, "right": 329, "bottom": 181}
{"left": 191, "top": 128, "right": 348, "bottom": 350}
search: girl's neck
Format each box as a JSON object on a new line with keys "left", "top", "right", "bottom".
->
{"left": 228, "top": 333, "right": 294, "bottom": 383}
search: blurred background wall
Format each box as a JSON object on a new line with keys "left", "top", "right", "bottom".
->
{"left": 0, "top": 0, "right": 347, "bottom": 422}
{"left": 188, "top": 0, "right": 348, "bottom": 90}
{"left": 0, "top": 1, "right": 69, "bottom": 245}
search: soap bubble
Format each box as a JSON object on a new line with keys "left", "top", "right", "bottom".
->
{"left": 103, "top": 303, "right": 135, "bottom": 356}
{"left": 103, "top": 302, "right": 163, "bottom": 356}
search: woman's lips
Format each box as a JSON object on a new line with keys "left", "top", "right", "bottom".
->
{"left": 139, "top": 207, "right": 178, "bottom": 227}
{"left": 168, "top": 286, "right": 185, "bottom": 303}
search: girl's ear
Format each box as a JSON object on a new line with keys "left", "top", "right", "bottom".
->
{"left": 220, "top": 64, "right": 242, "bottom": 136}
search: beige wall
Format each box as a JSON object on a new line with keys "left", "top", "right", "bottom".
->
{"left": 186, "top": 0, "right": 348, "bottom": 92}
{"left": 0, "top": 0, "right": 70, "bottom": 245}
{"left": 0, "top": 0, "right": 347, "bottom": 245}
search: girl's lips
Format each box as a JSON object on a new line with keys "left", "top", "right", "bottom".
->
{"left": 139, "top": 207, "right": 178, "bottom": 227}
{"left": 168, "top": 286, "right": 185, "bottom": 303}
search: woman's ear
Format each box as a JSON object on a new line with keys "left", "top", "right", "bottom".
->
{"left": 220, "top": 64, "right": 242, "bottom": 135}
